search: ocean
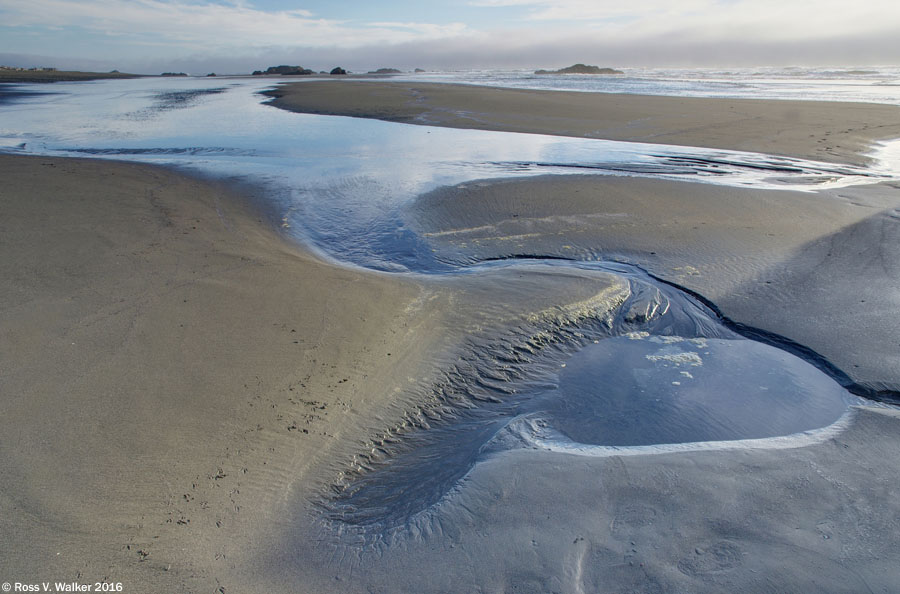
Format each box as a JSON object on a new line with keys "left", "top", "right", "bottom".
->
{"left": 386, "top": 65, "right": 900, "bottom": 105}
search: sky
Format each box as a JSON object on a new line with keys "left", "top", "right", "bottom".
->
{"left": 1, "top": 0, "right": 899, "bottom": 74}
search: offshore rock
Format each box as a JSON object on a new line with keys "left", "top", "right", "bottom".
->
{"left": 535, "top": 63, "right": 624, "bottom": 75}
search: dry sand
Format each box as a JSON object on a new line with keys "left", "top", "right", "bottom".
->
{"left": 0, "top": 154, "right": 443, "bottom": 591}
{"left": 4, "top": 80, "right": 900, "bottom": 594}
{"left": 265, "top": 80, "right": 900, "bottom": 166}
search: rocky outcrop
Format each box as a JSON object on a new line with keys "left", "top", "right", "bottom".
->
{"left": 330, "top": 67, "right": 347, "bottom": 75}
{"left": 367, "top": 68, "right": 401, "bottom": 74}
{"left": 535, "top": 64, "right": 623, "bottom": 75}
{"left": 253, "top": 65, "right": 313, "bottom": 76}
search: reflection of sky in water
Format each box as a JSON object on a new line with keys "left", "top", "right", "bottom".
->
{"left": 1, "top": 78, "right": 895, "bottom": 270}
{"left": 545, "top": 335, "right": 855, "bottom": 446}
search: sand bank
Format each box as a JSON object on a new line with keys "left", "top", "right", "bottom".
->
{"left": 0, "top": 154, "right": 442, "bottom": 592}
{"left": 264, "top": 80, "right": 900, "bottom": 166}
{"left": 408, "top": 175, "right": 900, "bottom": 396}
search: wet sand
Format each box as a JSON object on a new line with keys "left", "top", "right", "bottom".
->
{"left": 4, "top": 80, "right": 900, "bottom": 594}
{"left": 274, "top": 406, "right": 900, "bottom": 594}
{"left": 408, "top": 175, "right": 900, "bottom": 396}
{"left": 265, "top": 80, "right": 900, "bottom": 166}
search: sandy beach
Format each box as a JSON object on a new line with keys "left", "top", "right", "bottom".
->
{"left": 0, "top": 154, "right": 443, "bottom": 591}
{"left": 3, "top": 81, "right": 900, "bottom": 593}
{"left": 265, "top": 80, "right": 900, "bottom": 165}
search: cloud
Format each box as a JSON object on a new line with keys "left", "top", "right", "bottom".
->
{"left": 0, "top": 0, "right": 472, "bottom": 50}
{"left": 2, "top": 0, "right": 899, "bottom": 73}
{"left": 469, "top": 0, "right": 900, "bottom": 43}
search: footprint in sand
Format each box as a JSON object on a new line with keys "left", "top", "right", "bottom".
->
{"left": 677, "top": 540, "right": 744, "bottom": 576}
{"left": 611, "top": 504, "right": 659, "bottom": 537}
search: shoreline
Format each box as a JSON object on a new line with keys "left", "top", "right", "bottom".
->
{"left": 264, "top": 80, "right": 900, "bottom": 166}
{"left": 262, "top": 80, "right": 900, "bottom": 395}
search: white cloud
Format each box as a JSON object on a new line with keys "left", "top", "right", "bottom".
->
{"left": 0, "top": 0, "right": 472, "bottom": 49}
{"left": 470, "top": 0, "right": 900, "bottom": 42}
{"left": 365, "top": 21, "right": 469, "bottom": 39}
{"left": 2, "top": 0, "right": 899, "bottom": 72}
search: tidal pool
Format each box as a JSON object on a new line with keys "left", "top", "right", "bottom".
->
{"left": 324, "top": 263, "right": 863, "bottom": 531}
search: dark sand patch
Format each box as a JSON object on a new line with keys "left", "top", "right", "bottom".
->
{"left": 273, "top": 406, "right": 900, "bottom": 594}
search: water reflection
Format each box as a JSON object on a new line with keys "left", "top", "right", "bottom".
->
{"left": 0, "top": 78, "right": 894, "bottom": 272}
{"left": 547, "top": 335, "right": 852, "bottom": 446}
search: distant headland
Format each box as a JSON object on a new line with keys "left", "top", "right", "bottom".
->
{"left": 0, "top": 66, "right": 138, "bottom": 83}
